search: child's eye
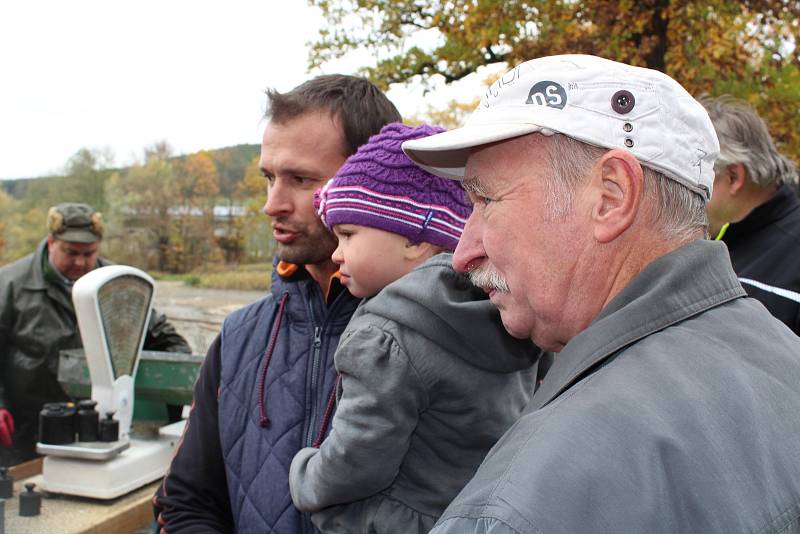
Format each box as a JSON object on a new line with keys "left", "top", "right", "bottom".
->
{"left": 334, "top": 228, "right": 353, "bottom": 240}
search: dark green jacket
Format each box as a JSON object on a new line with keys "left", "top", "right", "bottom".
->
{"left": 0, "top": 239, "right": 190, "bottom": 454}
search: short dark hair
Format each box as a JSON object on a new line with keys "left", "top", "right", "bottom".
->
{"left": 265, "top": 74, "right": 402, "bottom": 156}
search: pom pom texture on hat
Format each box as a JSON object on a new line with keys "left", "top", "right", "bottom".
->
{"left": 315, "top": 122, "right": 472, "bottom": 250}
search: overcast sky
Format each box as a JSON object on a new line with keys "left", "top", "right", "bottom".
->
{"left": 0, "top": 1, "right": 494, "bottom": 180}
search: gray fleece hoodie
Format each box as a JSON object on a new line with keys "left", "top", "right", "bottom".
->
{"left": 289, "top": 253, "right": 541, "bottom": 534}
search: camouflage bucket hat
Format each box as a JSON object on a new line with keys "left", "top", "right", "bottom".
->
{"left": 47, "top": 203, "right": 104, "bottom": 243}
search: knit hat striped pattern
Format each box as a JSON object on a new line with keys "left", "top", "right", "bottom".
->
{"left": 315, "top": 122, "right": 472, "bottom": 250}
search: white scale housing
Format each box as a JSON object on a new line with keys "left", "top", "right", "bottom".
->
{"left": 39, "top": 265, "right": 184, "bottom": 499}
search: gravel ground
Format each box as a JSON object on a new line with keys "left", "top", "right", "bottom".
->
{"left": 153, "top": 280, "right": 266, "bottom": 355}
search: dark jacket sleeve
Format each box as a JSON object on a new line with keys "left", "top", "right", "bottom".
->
{"left": 144, "top": 307, "right": 192, "bottom": 353}
{"left": 0, "top": 274, "right": 11, "bottom": 410}
{"left": 153, "top": 335, "right": 233, "bottom": 533}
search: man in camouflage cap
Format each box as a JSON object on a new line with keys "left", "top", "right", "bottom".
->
{"left": 0, "top": 202, "right": 191, "bottom": 466}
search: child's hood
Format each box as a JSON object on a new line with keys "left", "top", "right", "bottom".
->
{"left": 359, "top": 253, "right": 541, "bottom": 373}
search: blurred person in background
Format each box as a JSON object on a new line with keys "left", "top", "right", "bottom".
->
{"left": 0, "top": 202, "right": 190, "bottom": 466}
{"left": 702, "top": 95, "right": 800, "bottom": 335}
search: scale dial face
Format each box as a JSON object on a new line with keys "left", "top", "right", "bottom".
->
{"left": 97, "top": 275, "right": 152, "bottom": 378}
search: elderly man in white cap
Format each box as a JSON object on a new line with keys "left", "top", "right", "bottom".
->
{"left": 403, "top": 55, "right": 800, "bottom": 533}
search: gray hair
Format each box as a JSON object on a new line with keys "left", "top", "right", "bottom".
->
{"left": 700, "top": 95, "right": 797, "bottom": 188}
{"left": 541, "top": 134, "right": 708, "bottom": 242}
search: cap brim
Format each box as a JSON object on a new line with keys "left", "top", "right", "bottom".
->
{"left": 402, "top": 123, "right": 543, "bottom": 179}
{"left": 57, "top": 229, "right": 101, "bottom": 243}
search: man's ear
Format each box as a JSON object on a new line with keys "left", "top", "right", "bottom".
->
{"left": 589, "top": 149, "right": 643, "bottom": 244}
{"left": 727, "top": 163, "right": 748, "bottom": 195}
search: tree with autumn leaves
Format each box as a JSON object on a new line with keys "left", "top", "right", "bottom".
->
{"left": 173, "top": 151, "right": 222, "bottom": 271}
{"left": 310, "top": 0, "right": 800, "bottom": 162}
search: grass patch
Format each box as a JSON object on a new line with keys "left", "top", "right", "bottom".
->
{"left": 152, "top": 263, "right": 272, "bottom": 291}
{"left": 150, "top": 272, "right": 190, "bottom": 282}
{"left": 195, "top": 270, "right": 271, "bottom": 291}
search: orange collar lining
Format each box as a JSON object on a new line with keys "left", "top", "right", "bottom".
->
{"left": 276, "top": 261, "right": 342, "bottom": 302}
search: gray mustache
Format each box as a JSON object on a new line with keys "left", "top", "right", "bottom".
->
{"left": 469, "top": 265, "right": 509, "bottom": 293}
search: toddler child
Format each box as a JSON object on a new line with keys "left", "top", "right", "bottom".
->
{"left": 289, "top": 122, "right": 540, "bottom": 533}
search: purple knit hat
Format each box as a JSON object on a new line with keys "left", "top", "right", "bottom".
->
{"left": 315, "top": 122, "right": 472, "bottom": 250}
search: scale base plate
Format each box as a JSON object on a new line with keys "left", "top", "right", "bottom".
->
{"left": 37, "top": 439, "right": 130, "bottom": 461}
{"left": 41, "top": 437, "right": 175, "bottom": 499}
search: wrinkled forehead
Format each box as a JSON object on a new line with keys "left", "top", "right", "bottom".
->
{"left": 259, "top": 113, "right": 348, "bottom": 176}
{"left": 464, "top": 132, "right": 554, "bottom": 185}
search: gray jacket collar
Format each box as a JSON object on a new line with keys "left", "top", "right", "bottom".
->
{"left": 530, "top": 240, "right": 746, "bottom": 410}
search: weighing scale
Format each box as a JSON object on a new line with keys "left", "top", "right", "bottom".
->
{"left": 37, "top": 265, "right": 184, "bottom": 499}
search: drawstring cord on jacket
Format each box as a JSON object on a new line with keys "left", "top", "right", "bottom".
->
{"left": 312, "top": 374, "right": 341, "bottom": 448}
{"left": 258, "top": 292, "right": 290, "bottom": 428}
{"left": 257, "top": 290, "right": 342, "bottom": 444}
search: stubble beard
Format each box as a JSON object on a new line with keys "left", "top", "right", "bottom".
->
{"left": 66, "top": 268, "right": 91, "bottom": 281}
{"left": 274, "top": 217, "right": 338, "bottom": 266}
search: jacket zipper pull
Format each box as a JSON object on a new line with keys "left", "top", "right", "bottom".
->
{"left": 313, "top": 327, "right": 322, "bottom": 348}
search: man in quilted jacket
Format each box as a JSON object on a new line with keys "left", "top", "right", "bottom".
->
{"left": 153, "top": 75, "right": 401, "bottom": 533}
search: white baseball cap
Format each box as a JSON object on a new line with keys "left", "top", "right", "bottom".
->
{"left": 402, "top": 54, "right": 719, "bottom": 200}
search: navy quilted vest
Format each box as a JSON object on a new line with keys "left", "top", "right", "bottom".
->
{"left": 218, "top": 267, "right": 359, "bottom": 533}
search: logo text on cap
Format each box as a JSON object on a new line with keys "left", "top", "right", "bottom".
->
{"left": 525, "top": 81, "right": 567, "bottom": 110}
{"left": 484, "top": 65, "right": 522, "bottom": 106}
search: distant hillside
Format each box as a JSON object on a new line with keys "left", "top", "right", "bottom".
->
{"left": 0, "top": 144, "right": 260, "bottom": 199}
{"left": 0, "top": 174, "right": 62, "bottom": 198}
{"left": 205, "top": 144, "right": 260, "bottom": 197}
